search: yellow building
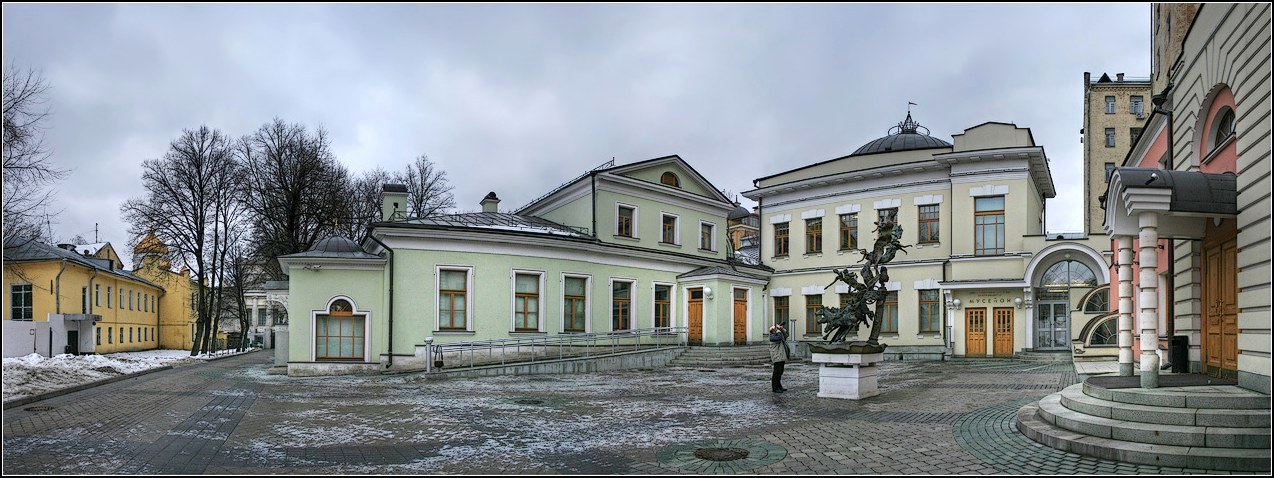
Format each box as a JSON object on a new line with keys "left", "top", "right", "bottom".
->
{"left": 131, "top": 232, "right": 200, "bottom": 351}
{"left": 1081, "top": 72, "right": 1151, "bottom": 236}
{"left": 3, "top": 237, "right": 162, "bottom": 356}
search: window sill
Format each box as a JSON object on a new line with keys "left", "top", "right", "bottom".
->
{"left": 658, "top": 242, "right": 682, "bottom": 249}
{"left": 612, "top": 235, "right": 640, "bottom": 242}
{"left": 772, "top": 255, "right": 789, "bottom": 260}
{"left": 698, "top": 248, "right": 716, "bottom": 254}
{"left": 433, "top": 330, "right": 476, "bottom": 335}
{"left": 1202, "top": 134, "right": 1236, "bottom": 165}
{"left": 804, "top": 252, "right": 823, "bottom": 258}
{"left": 509, "top": 331, "right": 546, "bottom": 335}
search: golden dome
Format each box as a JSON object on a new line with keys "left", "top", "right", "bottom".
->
{"left": 135, "top": 231, "right": 169, "bottom": 255}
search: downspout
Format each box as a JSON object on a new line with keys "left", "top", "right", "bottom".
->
{"left": 88, "top": 269, "right": 98, "bottom": 314}
{"left": 54, "top": 259, "right": 67, "bottom": 313}
{"left": 591, "top": 173, "right": 598, "bottom": 238}
{"left": 367, "top": 233, "right": 394, "bottom": 368}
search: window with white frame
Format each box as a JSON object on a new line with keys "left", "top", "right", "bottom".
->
{"left": 612, "top": 280, "right": 634, "bottom": 330}
{"left": 699, "top": 222, "right": 715, "bottom": 251}
{"left": 616, "top": 203, "right": 636, "bottom": 238}
{"left": 513, "top": 272, "right": 541, "bottom": 331}
{"left": 438, "top": 268, "right": 470, "bottom": 330}
{"left": 107, "top": 286, "right": 112, "bottom": 308}
{"left": 654, "top": 284, "right": 672, "bottom": 328}
{"left": 1105, "top": 96, "right": 1116, "bottom": 114}
{"left": 660, "top": 213, "right": 678, "bottom": 244}
{"left": 1104, "top": 128, "right": 1116, "bottom": 147}
{"left": 1130, "top": 95, "right": 1144, "bottom": 115}
{"left": 11, "top": 284, "right": 32, "bottom": 321}
{"left": 563, "top": 276, "right": 588, "bottom": 333}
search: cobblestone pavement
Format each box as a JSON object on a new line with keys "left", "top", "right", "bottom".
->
{"left": 2, "top": 351, "right": 1256, "bottom": 474}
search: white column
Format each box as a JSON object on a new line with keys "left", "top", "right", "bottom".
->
{"left": 1117, "top": 236, "right": 1135, "bottom": 377}
{"left": 1137, "top": 213, "right": 1161, "bottom": 388}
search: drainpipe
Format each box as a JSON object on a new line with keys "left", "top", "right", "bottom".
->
{"left": 54, "top": 259, "right": 67, "bottom": 313}
{"left": 591, "top": 173, "right": 598, "bottom": 237}
{"left": 366, "top": 233, "right": 394, "bottom": 368}
{"left": 88, "top": 269, "right": 98, "bottom": 314}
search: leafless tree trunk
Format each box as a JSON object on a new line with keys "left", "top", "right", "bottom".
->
{"left": 3, "top": 62, "right": 67, "bottom": 242}
{"left": 121, "top": 125, "right": 243, "bottom": 356}
{"left": 239, "top": 118, "right": 348, "bottom": 279}
{"left": 335, "top": 166, "right": 392, "bottom": 241}
{"left": 397, "top": 154, "right": 454, "bottom": 218}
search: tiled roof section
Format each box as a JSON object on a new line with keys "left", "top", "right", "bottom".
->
{"left": 393, "top": 212, "right": 592, "bottom": 238}
{"left": 677, "top": 265, "right": 767, "bottom": 281}
{"left": 1113, "top": 168, "right": 1237, "bottom": 215}
{"left": 3, "top": 237, "right": 160, "bottom": 288}
{"left": 733, "top": 245, "right": 760, "bottom": 266}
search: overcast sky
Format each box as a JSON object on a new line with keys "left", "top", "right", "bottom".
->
{"left": 4, "top": 3, "right": 1149, "bottom": 264}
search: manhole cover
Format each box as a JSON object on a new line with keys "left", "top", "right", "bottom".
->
{"left": 24, "top": 406, "right": 55, "bottom": 412}
{"left": 694, "top": 447, "right": 749, "bottom": 461}
{"left": 514, "top": 399, "right": 545, "bottom": 405}
{"left": 698, "top": 369, "right": 716, "bottom": 373}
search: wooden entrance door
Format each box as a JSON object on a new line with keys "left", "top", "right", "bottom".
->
{"left": 993, "top": 307, "right": 1014, "bottom": 357}
{"left": 965, "top": 308, "right": 987, "bottom": 356}
{"left": 688, "top": 288, "right": 704, "bottom": 346}
{"left": 733, "top": 289, "right": 747, "bottom": 345}
{"left": 1204, "top": 236, "right": 1238, "bottom": 379}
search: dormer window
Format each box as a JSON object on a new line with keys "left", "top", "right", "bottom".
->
{"left": 660, "top": 172, "right": 680, "bottom": 188}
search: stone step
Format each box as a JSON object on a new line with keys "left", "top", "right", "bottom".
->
{"left": 1083, "top": 381, "right": 1271, "bottom": 410}
{"left": 1015, "top": 351, "right": 1074, "bottom": 362}
{"left": 1059, "top": 384, "right": 1270, "bottom": 428}
{"left": 1036, "top": 393, "right": 1269, "bottom": 449}
{"left": 1017, "top": 400, "right": 1271, "bottom": 472}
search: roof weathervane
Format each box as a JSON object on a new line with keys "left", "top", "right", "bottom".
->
{"left": 889, "top": 102, "right": 929, "bottom": 136}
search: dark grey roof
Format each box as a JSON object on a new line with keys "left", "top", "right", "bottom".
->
{"left": 1114, "top": 168, "right": 1237, "bottom": 215}
{"left": 677, "top": 265, "right": 767, "bottom": 281}
{"left": 727, "top": 205, "right": 751, "bottom": 220}
{"left": 382, "top": 183, "right": 408, "bottom": 193}
{"left": 282, "top": 236, "right": 381, "bottom": 260}
{"left": 263, "top": 280, "right": 289, "bottom": 291}
{"left": 732, "top": 244, "right": 760, "bottom": 266}
{"left": 852, "top": 133, "right": 952, "bottom": 156}
{"left": 390, "top": 212, "right": 591, "bottom": 238}
{"left": 3, "top": 237, "right": 160, "bottom": 288}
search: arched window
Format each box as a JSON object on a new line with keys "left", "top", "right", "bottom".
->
{"left": 1088, "top": 316, "right": 1118, "bottom": 346}
{"left": 329, "top": 298, "right": 353, "bottom": 316}
{"left": 1082, "top": 286, "right": 1110, "bottom": 313}
{"left": 660, "top": 172, "right": 680, "bottom": 188}
{"left": 1040, "top": 260, "right": 1097, "bottom": 288}
{"left": 1212, "top": 106, "right": 1235, "bottom": 150}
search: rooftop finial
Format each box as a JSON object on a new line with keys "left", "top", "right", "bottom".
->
{"left": 888, "top": 103, "right": 929, "bottom": 136}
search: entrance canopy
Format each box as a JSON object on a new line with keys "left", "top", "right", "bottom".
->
{"left": 1104, "top": 168, "right": 1237, "bottom": 239}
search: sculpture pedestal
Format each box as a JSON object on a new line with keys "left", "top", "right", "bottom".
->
{"left": 810, "top": 349, "right": 884, "bottom": 400}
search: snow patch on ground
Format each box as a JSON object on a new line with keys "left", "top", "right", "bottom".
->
{"left": 2, "top": 348, "right": 258, "bottom": 403}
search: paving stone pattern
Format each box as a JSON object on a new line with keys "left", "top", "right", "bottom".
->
{"left": 2, "top": 351, "right": 1259, "bottom": 474}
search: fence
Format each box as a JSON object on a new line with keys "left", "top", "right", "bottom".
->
{"left": 424, "top": 326, "right": 686, "bottom": 373}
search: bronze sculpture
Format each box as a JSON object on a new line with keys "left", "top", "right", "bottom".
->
{"left": 814, "top": 218, "right": 909, "bottom": 347}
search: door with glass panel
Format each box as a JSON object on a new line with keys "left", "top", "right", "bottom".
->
{"left": 1035, "top": 301, "right": 1070, "bottom": 350}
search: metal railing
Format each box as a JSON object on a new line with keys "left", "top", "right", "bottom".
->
{"left": 424, "top": 326, "right": 686, "bottom": 373}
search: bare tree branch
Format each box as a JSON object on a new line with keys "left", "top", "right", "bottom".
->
{"left": 3, "top": 61, "right": 67, "bottom": 242}
{"left": 397, "top": 154, "right": 455, "bottom": 218}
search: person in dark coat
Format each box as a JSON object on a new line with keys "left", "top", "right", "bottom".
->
{"left": 768, "top": 323, "right": 790, "bottom": 393}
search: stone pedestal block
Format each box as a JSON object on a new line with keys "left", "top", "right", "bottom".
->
{"left": 811, "top": 352, "right": 883, "bottom": 400}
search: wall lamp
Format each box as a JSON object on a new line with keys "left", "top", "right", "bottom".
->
{"left": 952, "top": 299, "right": 962, "bottom": 310}
{"left": 703, "top": 287, "right": 714, "bottom": 299}
{"left": 1014, "top": 297, "right": 1024, "bottom": 309}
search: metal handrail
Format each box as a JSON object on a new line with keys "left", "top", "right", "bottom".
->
{"left": 425, "top": 326, "right": 686, "bottom": 372}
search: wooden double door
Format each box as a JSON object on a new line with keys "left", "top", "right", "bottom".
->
{"left": 966, "top": 307, "right": 1014, "bottom": 357}
{"left": 1203, "top": 235, "right": 1238, "bottom": 379}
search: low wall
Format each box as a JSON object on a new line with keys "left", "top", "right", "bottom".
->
{"left": 423, "top": 347, "right": 684, "bottom": 379}
{"left": 3, "top": 321, "right": 51, "bottom": 358}
{"left": 287, "top": 361, "right": 381, "bottom": 377}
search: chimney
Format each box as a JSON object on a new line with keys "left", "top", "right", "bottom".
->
{"left": 1116, "top": 73, "right": 1125, "bottom": 82}
{"left": 480, "top": 192, "right": 500, "bottom": 213}
{"left": 381, "top": 184, "right": 409, "bottom": 221}
{"left": 57, "top": 243, "right": 76, "bottom": 252}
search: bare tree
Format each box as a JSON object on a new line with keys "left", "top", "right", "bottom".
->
{"left": 121, "top": 125, "right": 244, "bottom": 356}
{"left": 397, "top": 154, "right": 454, "bottom": 218}
{"left": 3, "top": 62, "right": 67, "bottom": 242}
{"left": 335, "top": 166, "right": 393, "bottom": 241}
{"left": 239, "top": 118, "right": 349, "bottom": 279}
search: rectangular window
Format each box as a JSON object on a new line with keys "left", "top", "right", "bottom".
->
{"left": 11, "top": 284, "right": 33, "bottom": 321}
{"left": 1104, "top": 128, "right": 1116, "bottom": 147}
{"left": 143, "top": 293, "right": 148, "bottom": 312}
{"left": 774, "top": 222, "right": 789, "bottom": 257}
{"left": 612, "top": 281, "right": 632, "bottom": 330}
{"left": 617, "top": 205, "right": 634, "bottom": 238}
{"left": 917, "top": 205, "right": 940, "bottom": 243}
{"left": 564, "top": 277, "right": 588, "bottom": 333}
{"left": 660, "top": 214, "right": 678, "bottom": 244}
{"left": 108, "top": 327, "right": 113, "bottom": 344}
{"left": 839, "top": 213, "right": 857, "bottom": 250}
{"left": 1105, "top": 95, "right": 1116, "bottom": 114}
{"left": 107, "top": 286, "right": 112, "bottom": 308}
{"left": 975, "top": 196, "right": 1005, "bottom": 256}
{"left": 82, "top": 286, "right": 88, "bottom": 314}
{"left": 805, "top": 295, "right": 822, "bottom": 335}
{"left": 96, "top": 327, "right": 101, "bottom": 345}
{"left": 120, "top": 288, "right": 124, "bottom": 309}
{"left": 805, "top": 218, "right": 822, "bottom": 254}
{"left": 840, "top": 293, "right": 851, "bottom": 308}
{"left": 315, "top": 315, "right": 365, "bottom": 360}
{"left": 514, "top": 273, "right": 540, "bottom": 331}
{"left": 655, "top": 284, "right": 671, "bottom": 328}
{"left": 1130, "top": 95, "right": 1144, "bottom": 114}
{"left": 919, "top": 290, "right": 940, "bottom": 333}
{"left": 1131, "top": 127, "right": 1143, "bottom": 144}
{"left": 1104, "top": 162, "right": 1117, "bottom": 183}
{"left": 699, "top": 222, "right": 714, "bottom": 251}
{"left": 878, "top": 208, "right": 898, "bottom": 225}
{"left": 880, "top": 292, "right": 899, "bottom": 333}
{"left": 773, "top": 296, "right": 788, "bottom": 329}
{"left": 258, "top": 307, "right": 267, "bottom": 326}
{"left": 129, "top": 327, "right": 134, "bottom": 343}
{"left": 438, "top": 269, "right": 468, "bottom": 330}
{"left": 129, "top": 289, "right": 133, "bottom": 310}
{"left": 95, "top": 284, "right": 101, "bottom": 307}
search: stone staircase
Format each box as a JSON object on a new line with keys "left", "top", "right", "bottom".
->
{"left": 1014, "top": 350, "right": 1074, "bottom": 362}
{"left": 668, "top": 345, "right": 773, "bottom": 368}
{"left": 1017, "top": 379, "right": 1271, "bottom": 471}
